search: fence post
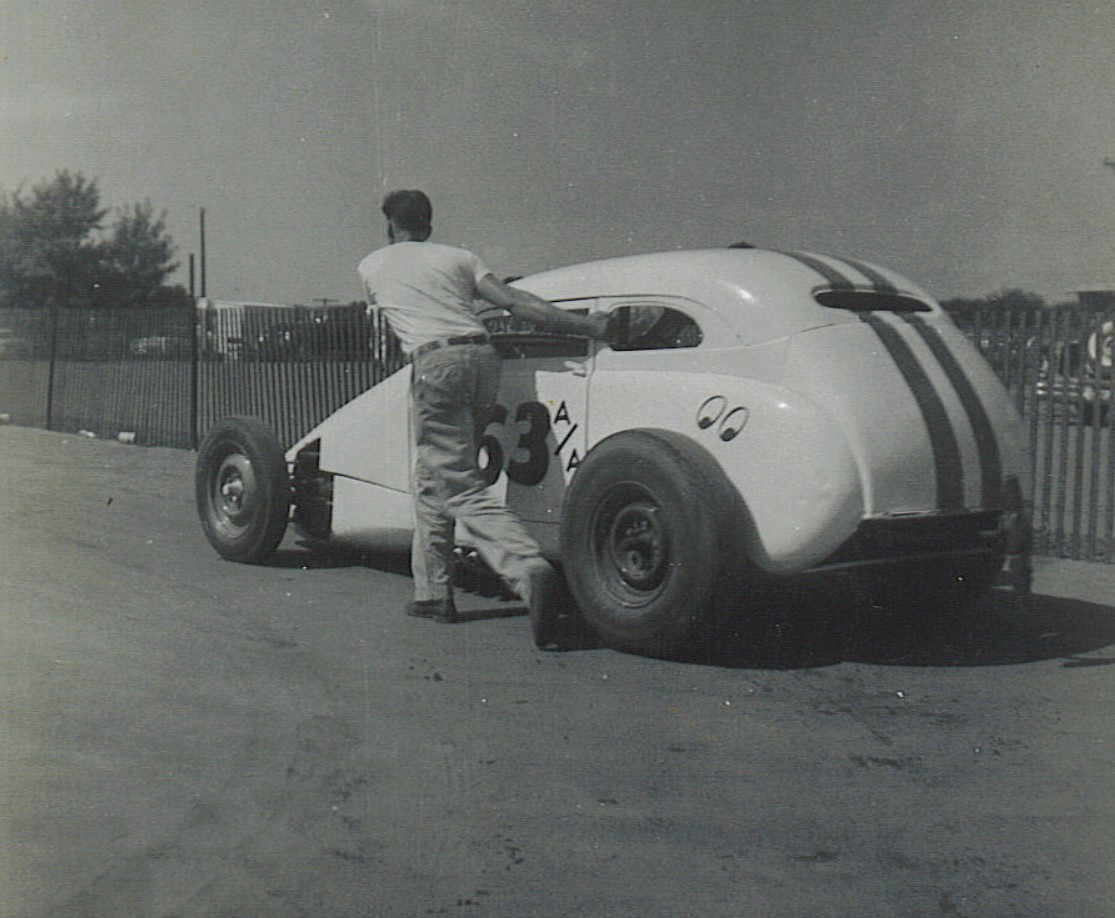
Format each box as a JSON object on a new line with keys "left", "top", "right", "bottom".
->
{"left": 44, "top": 297, "right": 59, "bottom": 431}
{"left": 190, "top": 299, "right": 200, "bottom": 449}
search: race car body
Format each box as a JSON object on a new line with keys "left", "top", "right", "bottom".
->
{"left": 197, "top": 247, "right": 1031, "bottom": 655}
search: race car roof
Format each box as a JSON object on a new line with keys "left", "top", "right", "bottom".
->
{"left": 514, "top": 247, "right": 938, "bottom": 342}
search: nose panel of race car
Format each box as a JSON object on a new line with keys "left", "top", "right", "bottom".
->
{"left": 785, "top": 314, "right": 1017, "bottom": 516}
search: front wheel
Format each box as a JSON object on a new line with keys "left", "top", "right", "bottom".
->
{"left": 561, "top": 430, "right": 745, "bottom": 657}
{"left": 195, "top": 416, "right": 290, "bottom": 563}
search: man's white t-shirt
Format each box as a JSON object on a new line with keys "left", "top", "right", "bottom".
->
{"left": 357, "top": 241, "right": 493, "bottom": 355}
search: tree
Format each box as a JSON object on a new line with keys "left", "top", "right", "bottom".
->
{"left": 985, "top": 288, "right": 1045, "bottom": 312}
{"left": 0, "top": 170, "right": 179, "bottom": 308}
{"left": 941, "top": 288, "right": 1046, "bottom": 315}
{"left": 939, "top": 295, "right": 986, "bottom": 315}
{"left": 0, "top": 170, "right": 105, "bottom": 307}
{"left": 95, "top": 200, "right": 179, "bottom": 306}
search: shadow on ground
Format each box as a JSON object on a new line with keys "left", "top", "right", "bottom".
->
{"left": 265, "top": 544, "right": 1115, "bottom": 671}
{"left": 691, "top": 583, "right": 1115, "bottom": 671}
{"left": 269, "top": 542, "right": 527, "bottom": 620}
{"left": 269, "top": 543, "right": 412, "bottom": 575}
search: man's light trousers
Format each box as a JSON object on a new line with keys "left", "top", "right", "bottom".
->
{"left": 408, "top": 342, "right": 547, "bottom": 603}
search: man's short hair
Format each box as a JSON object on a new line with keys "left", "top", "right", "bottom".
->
{"left": 382, "top": 189, "right": 432, "bottom": 235}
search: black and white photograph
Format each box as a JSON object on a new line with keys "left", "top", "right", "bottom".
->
{"left": 2, "top": 2, "right": 1115, "bottom": 915}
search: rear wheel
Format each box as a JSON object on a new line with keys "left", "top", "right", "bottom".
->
{"left": 561, "top": 430, "right": 746, "bottom": 657}
{"left": 196, "top": 416, "right": 289, "bottom": 563}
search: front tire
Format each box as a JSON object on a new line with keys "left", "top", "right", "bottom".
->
{"left": 561, "top": 430, "right": 745, "bottom": 657}
{"left": 196, "top": 416, "right": 290, "bottom": 563}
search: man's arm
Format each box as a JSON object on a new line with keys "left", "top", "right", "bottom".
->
{"left": 476, "top": 273, "right": 610, "bottom": 340}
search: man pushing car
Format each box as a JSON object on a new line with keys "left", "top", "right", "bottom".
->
{"left": 358, "top": 189, "right": 611, "bottom": 650}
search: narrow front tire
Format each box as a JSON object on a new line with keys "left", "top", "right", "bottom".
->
{"left": 195, "top": 416, "right": 289, "bottom": 563}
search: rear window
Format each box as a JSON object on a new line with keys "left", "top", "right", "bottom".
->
{"left": 814, "top": 290, "right": 931, "bottom": 312}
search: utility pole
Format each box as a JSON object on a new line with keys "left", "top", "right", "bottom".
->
{"left": 199, "top": 207, "right": 207, "bottom": 298}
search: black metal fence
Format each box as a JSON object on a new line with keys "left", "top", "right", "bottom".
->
{"left": 1, "top": 300, "right": 1113, "bottom": 561}
{"left": 196, "top": 302, "right": 403, "bottom": 448}
{"left": 0, "top": 301, "right": 403, "bottom": 449}
{"left": 0, "top": 304, "right": 197, "bottom": 446}
{"left": 953, "top": 306, "right": 1115, "bottom": 561}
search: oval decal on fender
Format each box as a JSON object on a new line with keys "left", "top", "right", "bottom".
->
{"left": 697, "top": 395, "right": 727, "bottom": 429}
{"left": 720, "top": 407, "right": 749, "bottom": 441}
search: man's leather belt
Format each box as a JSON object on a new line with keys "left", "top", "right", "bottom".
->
{"left": 409, "top": 334, "right": 490, "bottom": 361}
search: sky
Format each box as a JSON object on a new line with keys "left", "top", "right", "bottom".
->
{"left": 3, "top": 0, "right": 1115, "bottom": 305}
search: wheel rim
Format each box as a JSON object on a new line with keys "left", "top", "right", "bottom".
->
{"left": 592, "top": 484, "right": 671, "bottom": 608}
{"left": 208, "top": 450, "right": 258, "bottom": 539}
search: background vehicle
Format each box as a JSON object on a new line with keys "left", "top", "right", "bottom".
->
{"left": 1035, "top": 319, "right": 1114, "bottom": 425}
{"left": 128, "top": 334, "right": 192, "bottom": 358}
{"left": 196, "top": 247, "right": 1032, "bottom": 657}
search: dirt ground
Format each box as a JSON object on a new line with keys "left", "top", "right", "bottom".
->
{"left": 2, "top": 424, "right": 1115, "bottom": 917}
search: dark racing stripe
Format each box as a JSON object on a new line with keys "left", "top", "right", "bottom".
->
{"left": 832, "top": 256, "right": 898, "bottom": 295}
{"left": 778, "top": 249, "right": 971, "bottom": 510}
{"left": 776, "top": 251, "right": 855, "bottom": 290}
{"left": 860, "top": 313, "right": 965, "bottom": 510}
{"left": 899, "top": 313, "right": 1003, "bottom": 509}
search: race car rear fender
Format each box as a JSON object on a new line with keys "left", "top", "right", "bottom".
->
{"left": 585, "top": 370, "right": 864, "bottom": 574}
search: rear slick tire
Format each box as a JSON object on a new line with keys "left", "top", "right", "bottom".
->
{"left": 560, "top": 429, "right": 742, "bottom": 657}
{"left": 195, "top": 416, "right": 289, "bottom": 564}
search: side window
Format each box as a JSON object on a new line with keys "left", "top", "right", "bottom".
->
{"left": 610, "top": 304, "right": 703, "bottom": 351}
{"left": 484, "top": 306, "right": 590, "bottom": 359}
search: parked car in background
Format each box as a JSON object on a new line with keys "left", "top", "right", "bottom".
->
{"left": 212, "top": 307, "right": 373, "bottom": 362}
{"left": 1035, "top": 319, "right": 1114, "bottom": 424}
{"left": 254, "top": 310, "right": 372, "bottom": 361}
{"left": 129, "top": 334, "right": 192, "bottom": 358}
{"left": 196, "top": 247, "right": 1032, "bottom": 657}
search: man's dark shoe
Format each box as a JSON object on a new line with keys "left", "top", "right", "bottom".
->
{"left": 406, "top": 598, "right": 458, "bottom": 624}
{"left": 526, "top": 564, "right": 584, "bottom": 651}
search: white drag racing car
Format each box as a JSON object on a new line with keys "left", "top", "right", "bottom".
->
{"left": 196, "top": 247, "right": 1031, "bottom": 656}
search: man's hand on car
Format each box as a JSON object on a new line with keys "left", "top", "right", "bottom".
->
{"left": 585, "top": 312, "right": 621, "bottom": 344}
